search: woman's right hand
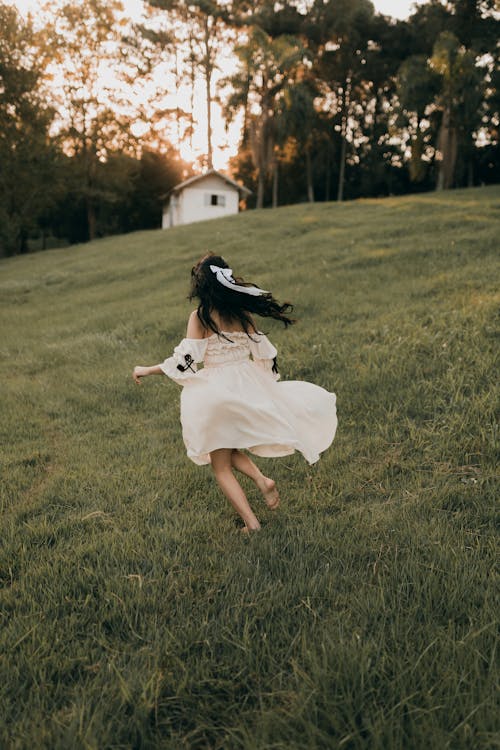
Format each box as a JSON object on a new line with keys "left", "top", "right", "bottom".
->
{"left": 133, "top": 365, "right": 149, "bottom": 384}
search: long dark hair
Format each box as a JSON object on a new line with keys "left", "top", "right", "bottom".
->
{"left": 189, "top": 253, "right": 295, "bottom": 337}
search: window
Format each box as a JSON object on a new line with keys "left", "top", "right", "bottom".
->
{"left": 205, "top": 193, "right": 226, "bottom": 207}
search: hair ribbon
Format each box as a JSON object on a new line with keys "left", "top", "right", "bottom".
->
{"left": 209, "top": 265, "right": 269, "bottom": 297}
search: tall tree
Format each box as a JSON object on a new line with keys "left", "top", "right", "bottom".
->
{"left": 397, "top": 55, "right": 440, "bottom": 183}
{"left": 226, "top": 28, "right": 305, "bottom": 208}
{"left": 307, "top": 0, "right": 376, "bottom": 201}
{"left": 0, "top": 3, "right": 59, "bottom": 256}
{"left": 147, "top": 0, "right": 229, "bottom": 169}
{"left": 280, "top": 81, "right": 321, "bottom": 203}
{"left": 47, "top": 0, "right": 138, "bottom": 240}
{"left": 431, "top": 31, "right": 484, "bottom": 189}
{"left": 121, "top": 14, "right": 192, "bottom": 150}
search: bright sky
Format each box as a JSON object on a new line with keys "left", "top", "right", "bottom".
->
{"left": 11, "top": 0, "right": 430, "bottom": 169}
{"left": 12, "top": 0, "right": 429, "bottom": 21}
{"left": 374, "top": 0, "right": 427, "bottom": 18}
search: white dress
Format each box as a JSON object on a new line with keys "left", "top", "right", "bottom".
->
{"left": 160, "top": 331, "right": 337, "bottom": 466}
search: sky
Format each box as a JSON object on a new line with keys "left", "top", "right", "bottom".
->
{"left": 11, "top": 0, "right": 430, "bottom": 169}
{"left": 373, "top": 0, "right": 427, "bottom": 17}
{"left": 12, "top": 0, "right": 429, "bottom": 22}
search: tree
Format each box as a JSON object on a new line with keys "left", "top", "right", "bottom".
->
{"left": 307, "top": 0, "right": 376, "bottom": 201}
{"left": 226, "top": 28, "right": 305, "bottom": 208}
{"left": 147, "top": 0, "right": 230, "bottom": 169}
{"left": 47, "top": 0, "right": 139, "bottom": 241}
{"left": 108, "top": 147, "right": 188, "bottom": 232}
{"left": 280, "top": 81, "right": 321, "bottom": 203}
{"left": 448, "top": 0, "right": 499, "bottom": 52}
{"left": 397, "top": 55, "right": 440, "bottom": 183}
{"left": 0, "top": 3, "right": 60, "bottom": 255}
{"left": 431, "top": 31, "right": 485, "bottom": 189}
{"left": 46, "top": 145, "right": 188, "bottom": 242}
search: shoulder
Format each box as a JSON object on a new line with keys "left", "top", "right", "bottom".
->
{"left": 186, "top": 309, "right": 208, "bottom": 339}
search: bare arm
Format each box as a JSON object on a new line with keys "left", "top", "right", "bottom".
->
{"left": 132, "top": 364, "right": 162, "bottom": 384}
{"left": 133, "top": 311, "right": 205, "bottom": 385}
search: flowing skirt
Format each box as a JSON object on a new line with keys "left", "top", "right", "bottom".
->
{"left": 178, "top": 360, "right": 337, "bottom": 465}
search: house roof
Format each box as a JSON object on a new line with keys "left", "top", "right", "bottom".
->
{"left": 162, "top": 169, "right": 252, "bottom": 201}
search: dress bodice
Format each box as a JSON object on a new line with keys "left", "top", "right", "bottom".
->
{"left": 204, "top": 332, "right": 251, "bottom": 368}
{"left": 159, "top": 331, "right": 278, "bottom": 383}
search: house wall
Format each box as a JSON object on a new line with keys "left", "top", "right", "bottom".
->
{"left": 162, "top": 175, "right": 241, "bottom": 228}
{"left": 161, "top": 194, "right": 181, "bottom": 229}
{"left": 181, "top": 186, "right": 239, "bottom": 224}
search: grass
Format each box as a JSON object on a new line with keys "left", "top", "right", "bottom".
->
{"left": 0, "top": 186, "right": 499, "bottom": 749}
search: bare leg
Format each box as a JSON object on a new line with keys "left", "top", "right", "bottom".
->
{"left": 211, "top": 448, "right": 261, "bottom": 531}
{"left": 230, "top": 449, "right": 280, "bottom": 510}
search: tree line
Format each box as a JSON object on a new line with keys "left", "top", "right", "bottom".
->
{"left": 0, "top": 0, "right": 498, "bottom": 257}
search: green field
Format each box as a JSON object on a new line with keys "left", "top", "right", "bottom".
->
{"left": 1, "top": 186, "right": 499, "bottom": 749}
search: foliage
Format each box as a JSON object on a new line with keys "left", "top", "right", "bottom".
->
{"left": 0, "top": 186, "right": 498, "bottom": 748}
{"left": 1, "top": 0, "right": 499, "bottom": 252}
{"left": 226, "top": 27, "right": 307, "bottom": 208}
{"left": 0, "top": 3, "right": 60, "bottom": 256}
{"left": 229, "top": 0, "right": 499, "bottom": 204}
{"left": 397, "top": 55, "right": 440, "bottom": 183}
{"left": 46, "top": 0, "right": 140, "bottom": 241}
{"left": 431, "top": 31, "right": 486, "bottom": 189}
{"left": 112, "top": 148, "right": 188, "bottom": 232}
{"left": 45, "top": 148, "right": 188, "bottom": 244}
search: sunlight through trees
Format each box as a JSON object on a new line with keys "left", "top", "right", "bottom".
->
{"left": 0, "top": 0, "right": 498, "bottom": 254}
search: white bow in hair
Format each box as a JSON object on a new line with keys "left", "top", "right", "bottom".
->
{"left": 209, "top": 265, "right": 269, "bottom": 296}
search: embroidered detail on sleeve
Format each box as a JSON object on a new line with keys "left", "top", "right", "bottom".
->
{"left": 176, "top": 354, "right": 196, "bottom": 373}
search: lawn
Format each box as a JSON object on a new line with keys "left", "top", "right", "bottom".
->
{"left": 1, "top": 186, "right": 498, "bottom": 749}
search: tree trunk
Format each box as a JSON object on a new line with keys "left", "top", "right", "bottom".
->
{"left": 467, "top": 155, "right": 474, "bottom": 187}
{"left": 254, "top": 105, "right": 270, "bottom": 209}
{"left": 437, "top": 106, "right": 457, "bottom": 190}
{"left": 205, "top": 72, "right": 213, "bottom": 169}
{"left": 306, "top": 145, "right": 314, "bottom": 203}
{"left": 19, "top": 229, "right": 29, "bottom": 254}
{"left": 188, "top": 33, "right": 196, "bottom": 153}
{"left": 325, "top": 148, "right": 331, "bottom": 202}
{"left": 174, "top": 47, "right": 181, "bottom": 145}
{"left": 87, "top": 197, "right": 96, "bottom": 241}
{"left": 337, "top": 77, "right": 351, "bottom": 202}
{"left": 337, "top": 133, "right": 347, "bottom": 202}
{"left": 85, "top": 153, "right": 96, "bottom": 241}
{"left": 203, "top": 16, "right": 213, "bottom": 169}
{"left": 409, "top": 123, "right": 426, "bottom": 183}
{"left": 257, "top": 169, "right": 265, "bottom": 209}
{"left": 242, "top": 64, "right": 251, "bottom": 145}
{"left": 272, "top": 158, "right": 279, "bottom": 208}
{"left": 82, "top": 133, "right": 96, "bottom": 241}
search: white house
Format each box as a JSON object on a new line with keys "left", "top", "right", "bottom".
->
{"left": 161, "top": 170, "right": 251, "bottom": 229}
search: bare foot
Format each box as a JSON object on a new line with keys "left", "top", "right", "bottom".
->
{"left": 241, "top": 523, "right": 261, "bottom": 534}
{"left": 258, "top": 477, "right": 280, "bottom": 510}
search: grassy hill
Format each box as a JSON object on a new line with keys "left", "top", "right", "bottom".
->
{"left": 1, "top": 186, "right": 498, "bottom": 749}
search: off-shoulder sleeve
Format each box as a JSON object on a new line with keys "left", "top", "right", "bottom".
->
{"left": 159, "top": 338, "right": 208, "bottom": 384}
{"left": 249, "top": 333, "right": 280, "bottom": 381}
